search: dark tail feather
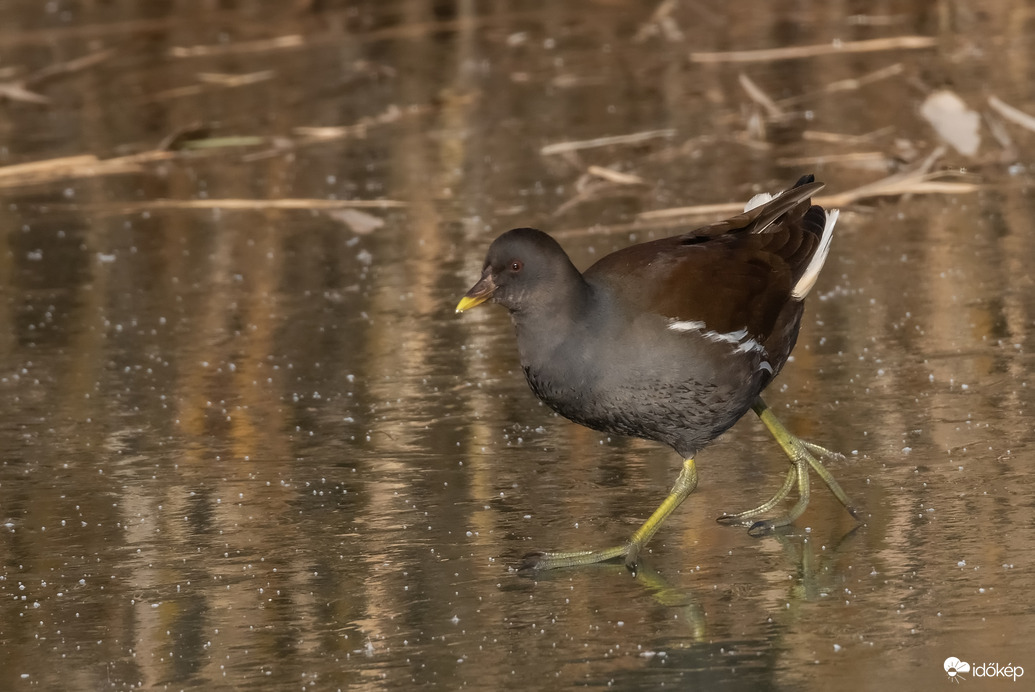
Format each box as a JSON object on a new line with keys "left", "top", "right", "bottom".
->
{"left": 793, "top": 173, "right": 816, "bottom": 188}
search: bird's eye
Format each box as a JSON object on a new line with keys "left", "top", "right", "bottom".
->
{"left": 509, "top": 260, "right": 523, "bottom": 272}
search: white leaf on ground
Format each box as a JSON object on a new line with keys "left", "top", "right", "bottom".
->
{"left": 328, "top": 208, "right": 384, "bottom": 234}
{"left": 920, "top": 90, "right": 981, "bottom": 156}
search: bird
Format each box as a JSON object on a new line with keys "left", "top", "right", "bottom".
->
{"left": 456, "top": 175, "right": 858, "bottom": 571}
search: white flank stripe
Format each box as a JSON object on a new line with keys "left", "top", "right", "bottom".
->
{"left": 667, "top": 320, "right": 767, "bottom": 355}
{"left": 735, "top": 338, "right": 764, "bottom": 354}
{"left": 793, "top": 208, "right": 838, "bottom": 299}
{"left": 709, "top": 328, "right": 748, "bottom": 345}
{"left": 667, "top": 320, "right": 707, "bottom": 332}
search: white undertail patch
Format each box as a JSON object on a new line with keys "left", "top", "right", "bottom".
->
{"left": 792, "top": 208, "right": 838, "bottom": 299}
{"left": 743, "top": 192, "right": 774, "bottom": 212}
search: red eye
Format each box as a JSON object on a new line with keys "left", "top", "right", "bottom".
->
{"left": 510, "top": 260, "right": 523, "bottom": 272}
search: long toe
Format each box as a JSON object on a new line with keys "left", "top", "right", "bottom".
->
{"left": 748, "top": 519, "right": 779, "bottom": 536}
{"left": 716, "top": 514, "right": 753, "bottom": 526}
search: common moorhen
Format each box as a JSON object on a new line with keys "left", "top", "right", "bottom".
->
{"left": 457, "top": 175, "right": 857, "bottom": 570}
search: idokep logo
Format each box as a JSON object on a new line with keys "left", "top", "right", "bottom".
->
{"left": 944, "top": 656, "right": 1025, "bottom": 683}
{"left": 944, "top": 657, "right": 970, "bottom": 682}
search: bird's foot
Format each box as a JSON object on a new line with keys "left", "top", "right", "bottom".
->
{"left": 519, "top": 543, "right": 636, "bottom": 572}
{"left": 716, "top": 426, "right": 858, "bottom": 534}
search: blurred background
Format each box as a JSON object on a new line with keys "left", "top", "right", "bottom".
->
{"left": 1, "top": 1, "right": 1033, "bottom": 689}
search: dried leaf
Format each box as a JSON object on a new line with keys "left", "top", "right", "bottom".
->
{"left": 920, "top": 90, "right": 981, "bottom": 156}
{"left": 327, "top": 208, "right": 385, "bottom": 234}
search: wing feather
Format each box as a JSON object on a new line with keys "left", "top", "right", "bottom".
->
{"left": 584, "top": 177, "right": 832, "bottom": 349}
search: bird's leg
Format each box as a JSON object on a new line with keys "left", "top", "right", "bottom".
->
{"left": 717, "top": 397, "right": 858, "bottom": 533}
{"left": 522, "top": 457, "right": 698, "bottom": 571}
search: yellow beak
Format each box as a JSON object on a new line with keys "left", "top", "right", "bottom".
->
{"left": 456, "top": 294, "right": 489, "bottom": 312}
{"left": 456, "top": 272, "right": 497, "bottom": 313}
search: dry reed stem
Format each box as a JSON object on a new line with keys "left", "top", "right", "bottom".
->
{"left": 241, "top": 105, "right": 428, "bottom": 162}
{"left": 587, "top": 166, "right": 647, "bottom": 185}
{"left": 776, "top": 63, "right": 904, "bottom": 106}
{"left": 0, "top": 47, "right": 117, "bottom": 104}
{"left": 846, "top": 14, "right": 909, "bottom": 26}
{"left": 0, "top": 82, "right": 50, "bottom": 104}
{"left": 988, "top": 96, "right": 1035, "bottom": 134}
{"left": 170, "top": 35, "right": 305, "bottom": 58}
{"left": 0, "top": 154, "right": 100, "bottom": 178}
{"left": 738, "top": 73, "right": 783, "bottom": 117}
{"left": 691, "top": 36, "right": 936, "bottom": 63}
{"left": 102, "top": 199, "right": 407, "bottom": 212}
{"left": 294, "top": 104, "right": 412, "bottom": 141}
{"left": 634, "top": 0, "right": 683, "bottom": 43}
{"left": 816, "top": 179, "right": 979, "bottom": 207}
{"left": 802, "top": 127, "right": 895, "bottom": 145}
{"left": 637, "top": 167, "right": 977, "bottom": 221}
{"left": 556, "top": 172, "right": 980, "bottom": 239}
{"left": 0, "top": 150, "right": 194, "bottom": 188}
{"left": 776, "top": 152, "right": 890, "bottom": 167}
{"left": 26, "top": 47, "right": 117, "bottom": 86}
{"left": 197, "top": 71, "right": 276, "bottom": 87}
{"left": 152, "top": 71, "right": 277, "bottom": 102}
{"left": 541, "top": 129, "right": 676, "bottom": 155}
{"left": 0, "top": 152, "right": 180, "bottom": 188}
{"left": 637, "top": 201, "right": 746, "bottom": 220}
{"left": 0, "top": 18, "right": 177, "bottom": 47}
{"left": 179, "top": 136, "right": 267, "bottom": 150}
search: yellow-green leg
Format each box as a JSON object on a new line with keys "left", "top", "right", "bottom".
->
{"left": 522, "top": 457, "right": 698, "bottom": 571}
{"left": 718, "top": 396, "right": 858, "bottom": 534}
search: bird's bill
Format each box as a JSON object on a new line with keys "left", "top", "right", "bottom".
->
{"left": 455, "top": 272, "right": 496, "bottom": 312}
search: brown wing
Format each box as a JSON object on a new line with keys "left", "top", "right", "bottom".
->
{"left": 584, "top": 178, "right": 827, "bottom": 348}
